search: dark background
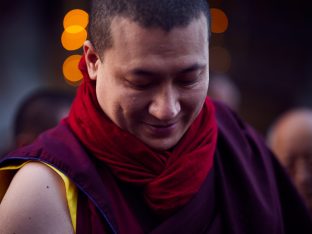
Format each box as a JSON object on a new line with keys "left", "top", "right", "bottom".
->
{"left": 0, "top": 0, "right": 311, "bottom": 151}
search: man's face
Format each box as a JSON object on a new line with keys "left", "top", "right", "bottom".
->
{"left": 270, "top": 120, "right": 312, "bottom": 212}
{"left": 291, "top": 153, "right": 312, "bottom": 212}
{"left": 84, "top": 14, "right": 209, "bottom": 151}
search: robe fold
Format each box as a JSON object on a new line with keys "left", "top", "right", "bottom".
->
{"left": 1, "top": 101, "right": 311, "bottom": 233}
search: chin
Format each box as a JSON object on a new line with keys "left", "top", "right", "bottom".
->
{"left": 143, "top": 137, "right": 179, "bottom": 151}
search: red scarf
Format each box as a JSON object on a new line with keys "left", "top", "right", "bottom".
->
{"left": 67, "top": 56, "right": 218, "bottom": 215}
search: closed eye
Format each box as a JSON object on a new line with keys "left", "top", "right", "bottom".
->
{"left": 176, "top": 77, "right": 199, "bottom": 87}
{"left": 125, "top": 78, "right": 154, "bottom": 90}
{"left": 176, "top": 69, "right": 205, "bottom": 87}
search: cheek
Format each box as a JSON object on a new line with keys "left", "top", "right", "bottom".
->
{"left": 95, "top": 81, "right": 109, "bottom": 111}
{"left": 181, "top": 86, "right": 208, "bottom": 112}
{"left": 95, "top": 76, "right": 126, "bottom": 126}
{"left": 117, "top": 92, "right": 149, "bottom": 122}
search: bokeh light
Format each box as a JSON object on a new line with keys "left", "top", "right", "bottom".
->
{"left": 61, "top": 8, "right": 89, "bottom": 85}
{"left": 210, "top": 8, "right": 229, "bottom": 34}
{"left": 210, "top": 46, "right": 231, "bottom": 73}
{"left": 63, "top": 55, "right": 83, "bottom": 83}
{"left": 63, "top": 9, "right": 89, "bottom": 29}
{"left": 61, "top": 26, "right": 87, "bottom": 51}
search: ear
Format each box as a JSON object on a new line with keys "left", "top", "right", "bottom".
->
{"left": 83, "top": 40, "right": 101, "bottom": 80}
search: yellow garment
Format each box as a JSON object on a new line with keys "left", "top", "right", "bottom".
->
{"left": 0, "top": 161, "right": 78, "bottom": 232}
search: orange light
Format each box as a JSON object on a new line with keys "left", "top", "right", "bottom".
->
{"left": 210, "top": 8, "right": 229, "bottom": 34}
{"left": 61, "top": 25, "right": 87, "bottom": 51}
{"left": 63, "top": 9, "right": 89, "bottom": 29}
{"left": 63, "top": 55, "right": 83, "bottom": 83}
{"left": 64, "top": 79, "right": 83, "bottom": 87}
{"left": 210, "top": 46, "right": 231, "bottom": 73}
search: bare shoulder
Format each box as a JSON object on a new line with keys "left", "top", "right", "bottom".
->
{"left": 0, "top": 162, "right": 74, "bottom": 234}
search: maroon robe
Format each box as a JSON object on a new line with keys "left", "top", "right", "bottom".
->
{"left": 1, "top": 101, "right": 311, "bottom": 233}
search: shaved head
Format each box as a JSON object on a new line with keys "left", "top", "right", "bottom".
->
{"left": 89, "top": 0, "right": 210, "bottom": 56}
{"left": 268, "top": 109, "right": 312, "bottom": 163}
{"left": 268, "top": 108, "right": 312, "bottom": 213}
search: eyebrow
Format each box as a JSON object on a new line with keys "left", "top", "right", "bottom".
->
{"left": 129, "top": 63, "right": 206, "bottom": 77}
{"left": 178, "top": 63, "right": 206, "bottom": 74}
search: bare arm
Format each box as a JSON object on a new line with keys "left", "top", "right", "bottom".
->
{"left": 0, "top": 162, "right": 74, "bottom": 234}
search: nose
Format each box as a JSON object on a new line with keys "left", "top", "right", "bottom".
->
{"left": 149, "top": 84, "right": 181, "bottom": 121}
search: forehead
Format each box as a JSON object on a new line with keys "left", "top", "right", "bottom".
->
{"left": 104, "top": 15, "right": 209, "bottom": 66}
{"left": 274, "top": 116, "right": 312, "bottom": 161}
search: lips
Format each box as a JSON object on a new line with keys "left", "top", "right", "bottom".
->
{"left": 149, "top": 123, "right": 175, "bottom": 128}
{"left": 144, "top": 122, "right": 177, "bottom": 137}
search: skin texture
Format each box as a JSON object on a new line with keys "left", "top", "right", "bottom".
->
{"left": 84, "top": 14, "right": 209, "bottom": 151}
{"left": 268, "top": 109, "right": 312, "bottom": 213}
{"left": 0, "top": 162, "right": 74, "bottom": 234}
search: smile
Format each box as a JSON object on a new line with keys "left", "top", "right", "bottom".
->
{"left": 144, "top": 122, "right": 177, "bottom": 137}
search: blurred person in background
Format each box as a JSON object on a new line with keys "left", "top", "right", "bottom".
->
{"left": 208, "top": 74, "right": 241, "bottom": 112}
{"left": 267, "top": 108, "right": 312, "bottom": 214}
{"left": 13, "top": 88, "right": 74, "bottom": 147}
{"left": 0, "top": 0, "right": 311, "bottom": 233}
{"left": 0, "top": 88, "right": 74, "bottom": 156}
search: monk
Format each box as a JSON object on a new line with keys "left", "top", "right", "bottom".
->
{"left": 268, "top": 108, "right": 312, "bottom": 215}
{"left": 0, "top": 0, "right": 311, "bottom": 233}
{"left": 13, "top": 88, "right": 74, "bottom": 147}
